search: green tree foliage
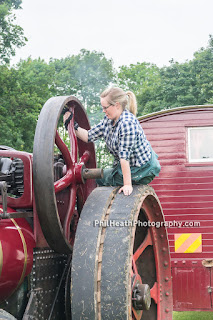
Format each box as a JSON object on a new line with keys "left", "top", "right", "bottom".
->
{"left": 159, "top": 36, "right": 213, "bottom": 109}
{"left": 190, "top": 35, "right": 213, "bottom": 104}
{"left": 118, "top": 35, "right": 213, "bottom": 116}
{"left": 0, "top": 0, "right": 26, "bottom": 64}
{"left": 0, "top": 58, "right": 55, "bottom": 151}
{"left": 118, "top": 62, "right": 162, "bottom": 115}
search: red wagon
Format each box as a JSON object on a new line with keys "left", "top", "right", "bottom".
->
{"left": 139, "top": 105, "right": 213, "bottom": 311}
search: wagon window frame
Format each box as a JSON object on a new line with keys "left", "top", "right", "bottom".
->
{"left": 187, "top": 126, "right": 213, "bottom": 163}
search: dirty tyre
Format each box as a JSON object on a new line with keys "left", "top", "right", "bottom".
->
{"left": 71, "top": 185, "right": 173, "bottom": 319}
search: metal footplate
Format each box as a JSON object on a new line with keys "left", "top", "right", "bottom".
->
{"left": 23, "top": 248, "right": 69, "bottom": 320}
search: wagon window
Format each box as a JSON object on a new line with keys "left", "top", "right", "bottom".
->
{"left": 188, "top": 127, "right": 213, "bottom": 162}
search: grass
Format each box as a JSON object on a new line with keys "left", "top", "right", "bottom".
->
{"left": 173, "top": 311, "right": 213, "bottom": 319}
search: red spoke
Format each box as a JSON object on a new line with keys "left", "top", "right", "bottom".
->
{"left": 132, "top": 255, "right": 138, "bottom": 275}
{"left": 150, "top": 281, "right": 158, "bottom": 304}
{"left": 79, "top": 151, "right": 90, "bottom": 165}
{"left": 54, "top": 169, "right": 74, "bottom": 194}
{"left": 132, "top": 307, "right": 142, "bottom": 320}
{"left": 133, "top": 228, "right": 152, "bottom": 262}
{"left": 67, "top": 106, "right": 78, "bottom": 164}
{"left": 55, "top": 130, "right": 73, "bottom": 169}
{"left": 63, "top": 187, "right": 77, "bottom": 240}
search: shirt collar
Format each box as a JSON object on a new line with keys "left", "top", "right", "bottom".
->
{"left": 111, "top": 109, "right": 128, "bottom": 127}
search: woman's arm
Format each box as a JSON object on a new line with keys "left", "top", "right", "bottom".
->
{"left": 118, "top": 158, "right": 133, "bottom": 196}
{"left": 63, "top": 111, "right": 88, "bottom": 142}
{"left": 75, "top": 127, "right": 88, "bottom": 142}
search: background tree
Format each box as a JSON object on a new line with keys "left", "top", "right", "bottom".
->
{"left": 118, "top": 35, "right": 213, "bottom": 115}
{"left": 0, "top": 0, "right": 26, "bottom": 64}
{"left": 0, "top": 58, "right": 55, "bottom": 151}
{"left": 190, "top": 35, "right": 213, "bottom": 104}
{"left": 118, "top": 62, "right": 162, "bottom": 115}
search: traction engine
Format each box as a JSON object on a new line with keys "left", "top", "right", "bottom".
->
{"left": 0, "top": 96, "right": 173, "bottom": 319}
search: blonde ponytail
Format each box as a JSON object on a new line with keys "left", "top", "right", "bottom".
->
{"left": 126, "top": 91, "right": 137, "bottom": 116}
{"left": 101, "top": 87, "right": 138, "bottom": 116}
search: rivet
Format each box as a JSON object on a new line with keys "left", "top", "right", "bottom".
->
{"left": 165, "top": 292, "right": 169, "bottom": 296}
{"left": 160, "top": 234, "right": 164, "bottom": 238}
{"left": 165, "top": 277, "right": 169, "bottom": 282}
{"left": 182, "top": 260, "right": 186, "bottom": 264}
{"left": 164, "top": 261, "right": 168, "bottom": 267}
{"left": 165, "top": 308, "right": 169, "bottom": 313}
{"left": 162, "top": 247, "right": 166, "bottom": 252}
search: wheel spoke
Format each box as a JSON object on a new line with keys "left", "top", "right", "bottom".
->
{"left": 132, "top": 307, "right": 142, "bottom": 320}
{"left": 132, "top": 255, "right": 139, "bottom": 275}
{"left": 76, "top": 185, "right": 86, "bottom": 213}
{"left": 54, "top": 170, "right": 74, "bottom": 194}
{"left": 54, "top": 129, "right": 75, "bottom": 193}
{"left": 67, "top": 106, "right": 78, "bottom": 163}
{"left": 133, "top": 228, "right": 153, "bottom": 262}
{"left": 63, "top": 187, "right": 77, "bottom": 240}
{"left": 79, "top": 150, "right": 90, "bottom": 165}
{"left": 55, "top": 130, "right": 73, "bottom": 169}
{"left": 150, "top": 281, "right": 158, "bottom": 304}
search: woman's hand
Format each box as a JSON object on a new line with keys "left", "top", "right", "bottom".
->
{"left": 118, "top": 184, "right": 133, "bottom": 196}
{"left": 119, "top": 159, "right": 133, "bottom": 196}
{"left": 63, "top": 111, "right": 73, "bottom": 130}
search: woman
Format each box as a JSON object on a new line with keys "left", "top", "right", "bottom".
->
{"left": 64, "top": 87, "right": 161, "bottom": 196}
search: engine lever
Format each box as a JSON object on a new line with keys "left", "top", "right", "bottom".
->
{"left": 0, "top": 181, "right": 8, "bottom": 218}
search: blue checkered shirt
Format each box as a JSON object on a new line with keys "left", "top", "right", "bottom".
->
{"left": 88, "top": 110, "right": 151, "bottom": 166}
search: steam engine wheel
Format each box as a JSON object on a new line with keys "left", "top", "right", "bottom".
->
{"left": 33, "top": 96, "right": 97, "bottom": 254}
{"left": 71, "top": 185, "right": 173, "bottom": 319}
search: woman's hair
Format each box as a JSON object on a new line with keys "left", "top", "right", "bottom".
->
{"left": 100, "top": 87, "right": 137, "bottom": 116}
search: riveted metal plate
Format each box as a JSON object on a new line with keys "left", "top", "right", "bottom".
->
{"left": 23, "top": 248, "right": 69, "bottom": 320}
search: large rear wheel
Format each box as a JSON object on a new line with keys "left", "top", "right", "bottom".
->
{"left": 71, "top": 185, "right": 173, "bottom": 319}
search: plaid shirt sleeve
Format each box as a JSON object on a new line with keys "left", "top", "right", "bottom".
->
{"left": 118, "top": 121, "right": 136, "bottom": 160}
{"left": 88, "top": 120, "right": 104, "bottom": 142}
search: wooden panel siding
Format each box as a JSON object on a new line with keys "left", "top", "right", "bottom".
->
{"left": 139, "top": 105, "right": 213, "bottom": 311}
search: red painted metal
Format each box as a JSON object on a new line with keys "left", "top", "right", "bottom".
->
{"left": 54, "top": 131, "right": 74, "bottom": 193}
{"left": 139, "top": 105, "right": 213, "bottom": 311}
{"left": 141, "top": 198, "right": 173, "bottom": 319}
{"left": 0, "top": 205, "right": 35, "bottom": 301}
{"left": 53, "top": 104, "right": 97, "bottom": 245}
{"left": 131, "top": 192, "right": 173, "bottom": 319}
{"left": 0, "top": 151, "right": 33, "bottom": 208}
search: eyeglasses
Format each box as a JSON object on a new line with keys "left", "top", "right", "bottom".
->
{"left": 101, "top": 104, "right": 113, "bottom": 111}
